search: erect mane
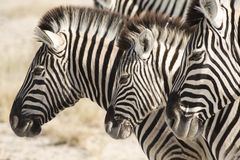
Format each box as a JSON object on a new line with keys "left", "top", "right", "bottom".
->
{"left": 118, "top": 13, "right": 194, "bottom": 51}
{"left": 118, "top": 0, "right": 205, "bottom": 51}
{"left": 185, "top": 0, "right": 204, "bottom": 26}
{"left": 37, "top": 6, "right": 126, "bottom": 40}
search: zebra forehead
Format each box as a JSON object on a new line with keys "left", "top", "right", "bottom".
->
{"left": 37, "top": 6, "right": 126, "bottom": 38}
{"left": 118, "top": 13, "right": 194, "bottom": 51}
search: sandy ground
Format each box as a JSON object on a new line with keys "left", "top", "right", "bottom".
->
{"left": 0, "top": 0, "right": 147, "bottom": 160}
{"left": 0, "top": 122, "right": 147, "bottom": 160}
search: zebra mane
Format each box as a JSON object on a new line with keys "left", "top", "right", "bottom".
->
{"left": 37, "top": 6, "right": 126, "bottom": 41}
{"left": 118, "top": 13, "right": 194, "bottom": 51}
{"left": 185, "top": 0, "right": 204, "bottom": 26}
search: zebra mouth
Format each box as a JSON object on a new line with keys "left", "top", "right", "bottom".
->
{"left": 105, "top": 116, "right": 133, "bottom": 139}
{"left": 105, "top": 105, "right": 133, "bottom": 139}
{"left": 10, "top": 115, "right": 42, "bottom": 137}
{"left": 165, "top": 92, "right": 204, "bottom": 140}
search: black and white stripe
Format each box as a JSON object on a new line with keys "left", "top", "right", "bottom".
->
{"left": 203, "top": 98, "right": 240, "bottom": 160}
{"left": 9, "top": 6, "right": 214, "bottom": 160}
{"left": 104, "top": 11, "right": 214, "bottom": 160}
{"left": 164, "top": 0, "right": 240, "bottom": 158}
{"left": 166, "top": 0, "right": 240, "bottom": 138}
{"left": 94, "top": 0, "right": 193, "bottom": 19}
{"left": 105, "top": 1, "right": 240, "bottom": 159}
{"left": 105, "top": 14, "right": 193, "bottom": 129}
{"left": 10, "top": 6, "right": 125, "bottom": 137}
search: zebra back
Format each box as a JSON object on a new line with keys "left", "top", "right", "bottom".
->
{"left": 94, "top": 0, "right": 193, "bottom": 19}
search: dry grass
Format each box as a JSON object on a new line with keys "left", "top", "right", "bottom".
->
{"left": 0, "top": 149, "right": 10, "bottom": 160}
{"left": 0, "top": 93, "right": 14, "bottom": 123}
{"left": 42, "top": 99, "right": 106, "bottom": 147}
{"left": 0, "top": 53, "right": 31, "bottom": 122}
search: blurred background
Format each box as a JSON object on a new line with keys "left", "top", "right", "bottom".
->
{"left": 0, "top": 0, "right": 147, "bottom": 159}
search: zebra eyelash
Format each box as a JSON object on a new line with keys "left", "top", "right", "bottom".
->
{"left": 32, "top": 66, "right": 45, "bottom": 76}
{"left": 119, "top": 74, "right": 131, "bottom": 84}
{"left": 189, "top": 51, "right": 205, "bottom": 62}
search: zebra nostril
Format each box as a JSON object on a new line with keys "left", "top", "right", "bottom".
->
{"left": 105, "top": 121, "right": 113, "bottom": 133}
{"left": 10, "top": 115, "right": 19, "bottom": 130}
{"left": 22, "top": 120, "right": 34, "bottom": 133}
{"left": 169, "top": 118, "right": 175, "bottom": 128}
{"left": 105, "top": 105, "right": 115, "bottom": 124}
{"left": 105, "top": 115, "right": 133, "bottom": 139}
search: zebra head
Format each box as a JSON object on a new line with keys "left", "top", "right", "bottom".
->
{"left": 166, "top": 0, "right": 240, "bottom": 140}
{"left": 105, "top": 28, "right": 158, "bottom": 139}
{"left": 105, "top": 14, "right": 191, "bottom": 139}
{"left": 9, "top": 7, "right": 83, "bottom": 137}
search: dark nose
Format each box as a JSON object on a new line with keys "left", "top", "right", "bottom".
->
{"left": 9, "top": 98, "right": 23, "bottom": 130}
{"left": 105, "top": 105, "right": 115, "bottom": 125}
{"left": 9, "top": 98, "right": 42, "bottom": 137}
{"left": 166, "top": 92, "right": 180, "bottom": 118}
{"left": 104, "top": 105, "right": 133, "bottom": 139}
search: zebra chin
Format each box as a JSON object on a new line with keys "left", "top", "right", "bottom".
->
{"left": 10, "top": 115, "right": 42, "bottom": 137}
{"left": 104, "top": 106, "right": 133, "bottom": 139}
{"left": 165, "top": 92, "right": 204, "bottom": 140}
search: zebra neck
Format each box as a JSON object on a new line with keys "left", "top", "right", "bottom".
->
{"left": 75, "top": 36, "right": 123, "bottom": 110}
{"left": 202, "top": 97, "right": 240, "bottom": 159}
{"left": 134, "top": 108, "right": 213, "bottom": 160}
{"left": 156, "top": 30, "right": 190, "bottom": 97}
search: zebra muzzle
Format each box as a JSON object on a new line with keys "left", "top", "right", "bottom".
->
{"left": 166, "top": 92, "right": 204, "bottom": 140}
{"left": 10, "top": 115, "right": 42, "bottom": 137}
{"left": 105, "top": 118, "right": 133, "bottom": 139}
{"left": 104, "top": 106, "right": 133, "bottom": 139}
{"left": 10, "top": 98, "right": 42, "bottom": 137}
{"left": 11, "top": 116, "right": 19, "bottom": 130}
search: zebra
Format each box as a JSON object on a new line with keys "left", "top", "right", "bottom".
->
{"left": 9, "top": 6, "right": 126, "bottom": 137}
{"left": 9, "top": 6, "right": 213, "bottom": 160}
{"left": 93, "top": 0, "right": 193, "bottom": 19}
{"left": 104, "top": 2, "right": 240, "bottom": 159}
{"left": 165, "top": 0, "right": 240, "bottom": 141}
{"left": 98, "top": 0, "right": 201, "bottom": 139}
{"left": 104, "top": 14, "right": 194, "bottom": 138}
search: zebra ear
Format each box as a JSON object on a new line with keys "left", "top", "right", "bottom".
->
{"left": 199, "top": 0, "right": 223, "bottom": 28}
{"left": 94, "top": 0, "right": 113, "bottom": 9}
{"left": 135, "top": 29, "right": 154, "bottom": 60}
{"left": 35, "top": 27, "right": 66, "bottom": 52}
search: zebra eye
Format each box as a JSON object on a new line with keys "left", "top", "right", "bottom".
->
{"left": 189, "top": 51, "right": 205, "bottom": 62}
{"left": 32, "top": 66, "right": 44, "bottom": 76}
{"left": 119, "top": 74, "right": 130, "bottom": 84}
